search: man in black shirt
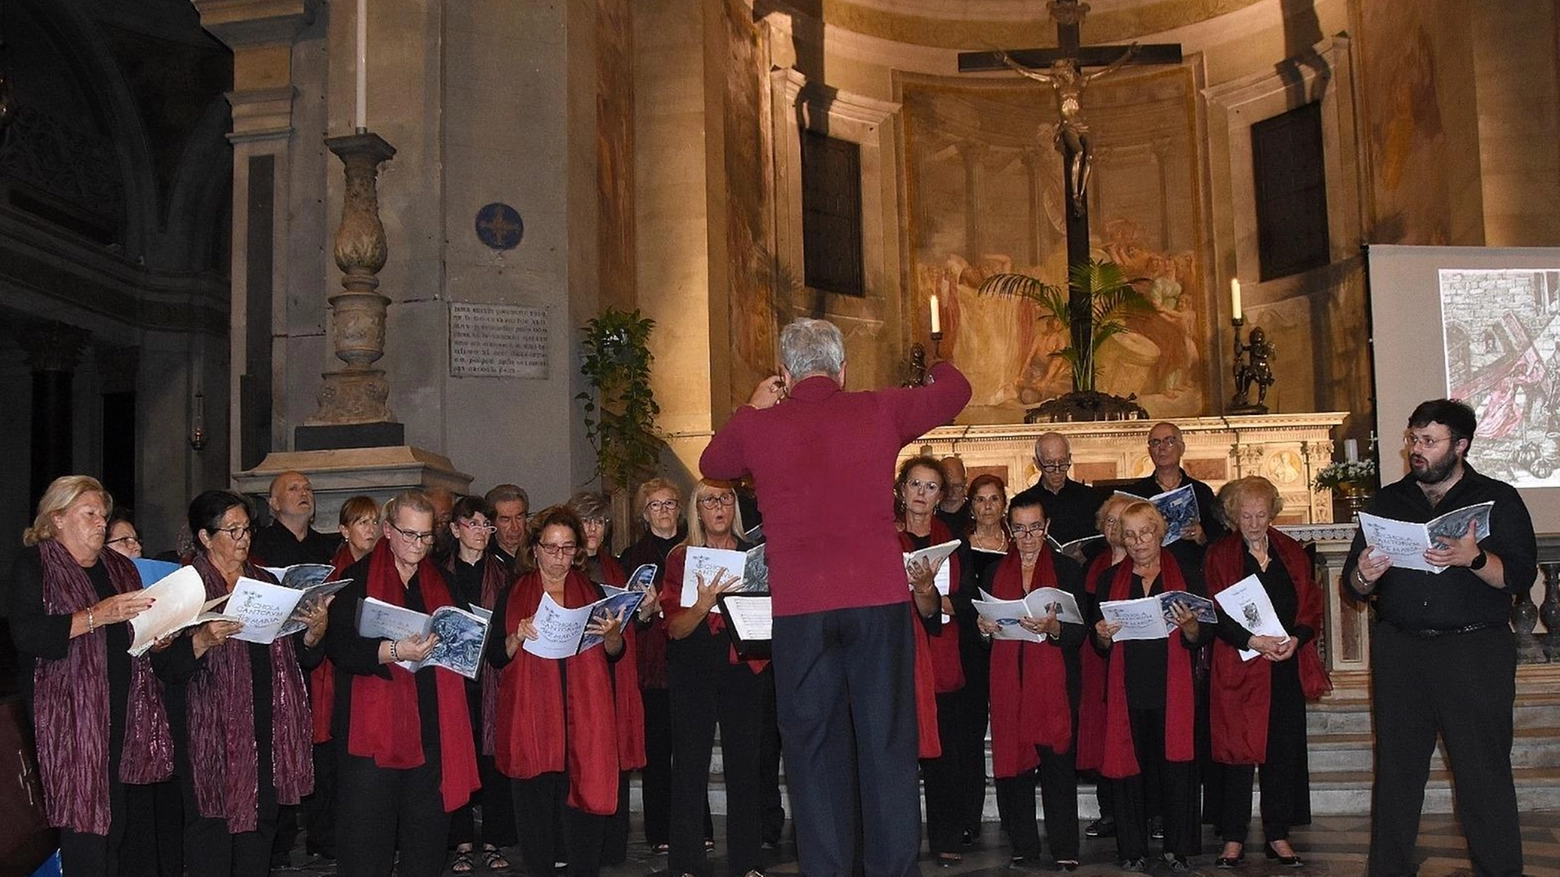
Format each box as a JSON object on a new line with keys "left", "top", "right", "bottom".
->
{"left": 1344, "top": 399, "right": 1533, "bottom": 877}
{"left": 1013, "top": 432, "right": 1106, "bottom": 550}
{"left": 1124, "top": 422, "right": 1227, "bottom": 548}
{"left": 935, "top": 456, "right": 973, "bottom": 535}
{"left": 484, "top": 484, "right": 530, "bottom": 575}
{"left": 250, "top": 471, "right": 337, "bottom": 567}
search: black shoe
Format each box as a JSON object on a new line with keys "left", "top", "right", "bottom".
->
{"left": 1266, "top": 842, "right": 1303, "bottom": 867}
{"left": 1214, "top": 844, "right": 1244, "bottom": 868}
{"left": 1164, "top": 852, "right": 1191, "bottom": 872}
{"left": 1118, "top": 858, "right": 1148, "bottom": 873}
{"left": 1053, "top": 861, "right": 1079, "bottom": 873}
{"left": 1148, "top": 816, "right": 1164, "bottom": 840}
{"left": 962, "top": 827, "right": 976, "bottom": 846}
{"left": 1086, "top": 817, "right": 1116, "bottom": 838}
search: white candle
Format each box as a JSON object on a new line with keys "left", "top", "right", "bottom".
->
{"left": 929, "top": 294, "right": 941, "bottom": 334}
{"left": 1345, "top": 438, "right": 1358, "bottom": 462}
{"left": 354, "top": 0, "right": 367, "bottom": 130}
{"left": 1230, "top": 277, "right": 1242, "bottom": 321}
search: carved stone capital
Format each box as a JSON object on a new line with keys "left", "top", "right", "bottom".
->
{"left": 16, "top": 321, "right": 90, "bottom": 372}
{"left": 307, "top": 368, "right": 394, "bottom": 426}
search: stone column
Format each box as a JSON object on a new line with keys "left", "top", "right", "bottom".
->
{"left": 16, "top": 322, "right": 90, "bottom": 503}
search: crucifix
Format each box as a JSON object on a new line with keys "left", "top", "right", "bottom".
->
{"left": 959, "top": 0, "right": 1180, "bottom": 355}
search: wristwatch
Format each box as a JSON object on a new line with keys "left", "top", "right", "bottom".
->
{"left": 1470, "top": 548, "right": 1489, "bottom": 571}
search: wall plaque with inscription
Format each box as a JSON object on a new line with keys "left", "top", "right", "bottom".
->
{"left": 449, "top": 302, "right": 548, "bottom": 379}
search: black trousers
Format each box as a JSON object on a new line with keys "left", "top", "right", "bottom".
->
{"left": 449, "top": 752, "right": 518, "bottom": 850}
{"left": 178, "top": 761, "right": 281, "bottom": 877}
{"left": 1219, "top": 658, "right": 1309, "bottom": 845}
{"left": 995, "top": 745, "right": 1080, "bottom": 862}
{"left": 952, "top": 647, "right": 991, "bottom": 835}
{"left": 1109, "top": 706, "right": 1200, "bottom": 859}
{"left": 603, "top": 769, "right": 632, "bottom": 864}
{"left": 334, "top": 749, "right": 451, "bottom": 877}
{"left": 760, "top": 677, "right": 786, "bottom": 843}
{"left": 510, "top": 772, "right": 607, "bottom": 877}
{"left": 669, "top": 652, "right": 768, "bottom": 876}
{"left": 772, "top": 604, "right": 921, "bottom": 877}
{"left": 921, "top": 691, "right": 966, "bottom": 856}
{"left": 1367, "top": 624, "right": 1522, "bottom": 877}
{"left": 57, "top": 764, "right": 128, "bottom": 877}
{"left": 120, "top": 778, "right": 183, "bottom": 877}
{"left": 300, "top": 740, "right": 337, "bottom": 856}
{"left": 641, "top": 686, "right": 674, "bottom": 846}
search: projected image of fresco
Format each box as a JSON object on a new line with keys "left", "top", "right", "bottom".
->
{"left": 1441, "top": 268, "right": 1560, "bottom": 486}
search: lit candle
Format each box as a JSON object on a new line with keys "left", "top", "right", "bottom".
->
{"left": 1345, "top": 438, "right": 1358, "bottom": 462}
{"left": 1230, "top": 277, "right": 1242, "bottom": 321}
{"left": 929, "top": 294, "right": 941, "bottom": 334}
{"left": 354, "top": 0, "right": 367, "bottom": 131}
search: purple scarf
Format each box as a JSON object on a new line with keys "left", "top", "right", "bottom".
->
{"left": 187, "top": 556, "right": 313, "bottom": 832}
{"left": 32, "top": 539, "right": 173, "bottom": 835}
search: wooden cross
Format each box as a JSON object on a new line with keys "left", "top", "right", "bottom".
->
{"left": 959, "top": 0, "right": 1181, "bottom": 356}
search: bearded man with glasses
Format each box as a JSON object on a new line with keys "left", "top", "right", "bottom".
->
{"left": 1344, "top": 399, "right": 1535, "bottom": 877}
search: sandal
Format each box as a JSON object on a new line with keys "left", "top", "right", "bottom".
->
{"left": 450, "top": 849, "right": 475, "bottom": 874}
{"left": 481, "top": 846, "right": 509, "bottom": 871}
{"left": 651, "top": 843, "right": 670, "bottom": 854}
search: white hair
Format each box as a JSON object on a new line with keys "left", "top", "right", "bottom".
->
{"left": 780, "top": 318, "right": 845, "bottom": 379}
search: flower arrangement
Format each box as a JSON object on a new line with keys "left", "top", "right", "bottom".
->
{"left": 1315, "top": 458, "right": 1377, "bottom": 491}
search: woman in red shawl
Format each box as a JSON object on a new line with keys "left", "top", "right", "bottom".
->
{"left": 7, "top": 476, "right": 169, "bottom": 876}
{"left": 444, "top": 494, "right": 516, "bottom": 873}
{"left": 1078, "top": 493, "right": 1134, "bottom": 842}
{"left": 1089, "top": 501, "right": 1211, "bottom": 871}
{"left": 660, "top": 478, "right": 770, "bottom": 877}
{"left": 489, "top": 505, "right": 631, "bottom": 877}
{"left": 974, "top": 494, "right": 1084, "bottom": 871}
{"left": 324, "top": 490, "right": 480, "bottom": 877}
{"left": 154, "top": 490, "right": 328, "bottom": 877}
{"left": 1207, "top": 477, "right": 1326, "bottom": 867}
{"left": 894, "top": 456, "right": 969, "bottom": 867}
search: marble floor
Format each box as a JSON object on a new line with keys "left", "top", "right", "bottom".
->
{"left": 278, "top": 812, "right": 1560, "bottom": 876}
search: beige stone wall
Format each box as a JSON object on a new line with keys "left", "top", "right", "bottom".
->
{"left": 1472, "top": 0, "right": 1560, "bottom": 247}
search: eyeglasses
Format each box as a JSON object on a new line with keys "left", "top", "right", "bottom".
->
{"left": 905, "top": 479, "right": 941, "bottom": 494}
{"left": 212, "top": 524, "right": 255, "bottom": 540}
{"left": 1147, "top": 436, "right": 1182, "bottom": 449}
{"left": 536, "top": 542, "right": 577, "bottom": 557}
{"left": 698, "top": 494, "right": 737, "bottom": 509}
{"left": 389, "top": 524, "right": 437, "bottom": 544}
{"left": 1122, "top": 529, "right": 1159, "bottom": 544}
{"left": 1405, "top": 434, "right": 1452, "bottom": 450}
{"left": 1010, "top": 523, "right": 1047, "bottom": 537}
{"left": 106, "top": 535, "right": 142, "bottom": 546}
{"left": 1038, "top": 459, "right": 1072, "bottom": 472}
{"left": 647, "top": 499, "right": 679, "bottom": 512}
{"left": 458, "top": 521, "right": 497, "bottom": 534}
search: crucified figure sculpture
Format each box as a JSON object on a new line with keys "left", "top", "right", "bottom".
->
{"left": 994, "top": 44, "right": 1140, "bottom": 214}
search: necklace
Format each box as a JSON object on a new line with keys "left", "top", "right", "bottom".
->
{"left": 971, "top": 529, "right": 1007, "bottom": 551}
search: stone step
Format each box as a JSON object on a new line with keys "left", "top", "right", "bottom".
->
{"left": 1305, "top": 726, "right": 1560, "bottom": 772}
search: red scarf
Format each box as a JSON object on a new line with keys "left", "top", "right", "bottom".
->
{"left": 1074, "top": 550, "right": 1115, "bottom": 772}
{"left": 660, "top": 545, "right": 770, "bottom": 674}
{"left": 494, "top": 569, "right": 621, "bottom": 814}
{"left": 987, "top": 548, "right": 1074, "bottom": 779}
{"left": 1205, "top": 530, "right": 1330, "bottom": 765}
{"left": 31, "top": 540, "right": 173, "bottom": 834}
{"left": 346, "top": 540, "right": 480, "bottom": 813}
{"left": 1099, "top": 553, "right": 1196, "bottom": 779}
{"left": 911, "top": 605, "right": 941, "bottom": 759}
{"left": 898, "top": 518, "right": 963, "bottom": 693}
{"left": 188, "top": 556, "right": 313, "bottom": 831}
{"left": 310, "top": 543, "right": 359, "bottom": 744}
{"left": 594, "top": 554, "right": 646, "bottom": 770}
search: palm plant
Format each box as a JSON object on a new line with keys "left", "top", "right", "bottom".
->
{"left": 978, "top": 259, "right": 1151, "bottom": 394}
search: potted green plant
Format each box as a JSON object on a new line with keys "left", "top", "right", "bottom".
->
{"left": 577, "top": 308, "right": 662, "bottom": 490}
{"left": 979, "top": 258, "right": 1154, "bottom": 420}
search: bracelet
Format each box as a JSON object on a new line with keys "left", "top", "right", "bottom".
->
{"left": 389, "top": 639, "right": 399, "bottom": 662}
{"left": 1355, "top": 567, "right": 1369, "bottom": 587}
{"left": 86, "top": 606, "right": 95, "bottom": 634}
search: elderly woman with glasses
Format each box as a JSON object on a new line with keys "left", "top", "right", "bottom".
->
{"left": 895, "top": 455, "right": 973, "bottom": 867}
{"left": 659, "top": 478, "right": 770, "bottom": 877}
{"left": 975, "top": 494, "right": 1085, "bottom": 871}
{"left": 489, "top": 505, "right": 632, "bottom": 877}
{"left": 324, "top": 490, "right": 480, "bottom": 877}
{"left": 152, "top": 490, "right": 329, "bottom": 877}
{"left": 1089, "top": 501, "right": 1211, "bottom": 871}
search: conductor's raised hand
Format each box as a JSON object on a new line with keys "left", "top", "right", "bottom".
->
{"left": 747, "top": 375, "right": 787, "bottom": 410}
{"left": 1425, "top": 519, "right": 1481, "bottom": 569}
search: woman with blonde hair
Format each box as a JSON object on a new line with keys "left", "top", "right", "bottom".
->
{"left": 7, "top": 475, "right": 169, "bottom": 875}
{"left": 1207, "top": 477, "right": 1328, "bottom": 867}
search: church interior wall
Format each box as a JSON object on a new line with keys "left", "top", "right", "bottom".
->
{"left": 1471, "top": 0, "right": 1560, "bottom": 248}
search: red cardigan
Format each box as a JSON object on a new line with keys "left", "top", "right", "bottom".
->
{"left": 1204, "top": 530, "right": 1329, "bottom": 765}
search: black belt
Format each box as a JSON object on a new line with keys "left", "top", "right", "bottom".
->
{"left": 1381, "top": 619, "right": 1502, "bottom": 638}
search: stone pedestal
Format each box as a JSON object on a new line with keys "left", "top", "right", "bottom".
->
{"left": 234, "top": 447, "right": 472, "bottom": 530}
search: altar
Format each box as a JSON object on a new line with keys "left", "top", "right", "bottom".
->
{"left": 902, "top": 412, "right": 1349, "bottom": 524}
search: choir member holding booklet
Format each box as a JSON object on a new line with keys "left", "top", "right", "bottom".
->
{"left": 488, "top": 506, "right": 632, "bottom": 877}
{"left": 1089, "top": 501, "right": 1211, "bottom": 871}
{"left": 154, "top": 490, "right": 329, "bottom": 877}
{"left": 8, "top": 476, "right": 170, "bottom": 876}
{"left": 975, "top": 494, "right": 1084, "bottom": 871}
{"left": 1077, "top": 494, "right": 1134, "bottom": 841}
{"left": 325, "top": 490, "right": 480, "bottom": 877}
{"left": 661, "top": 478, "right": 770, "bottom": 877}
{"left": 895, "top": 455, "right": 971, "bottom": 867}
{"left": 1206, "top": 477, "right": 1329, "bottom": 867}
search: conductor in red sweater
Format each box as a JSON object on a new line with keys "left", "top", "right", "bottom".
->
{"left": 701, "top": 318, "right": 971, "bottom": 877}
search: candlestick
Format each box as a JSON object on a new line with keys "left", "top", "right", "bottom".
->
{"left": 929, "top": 294, "right": 941, "bottom": 335}
{"left": 1230, "top": 277, "right": 1242, "bottom": 322}
{"left": 354, "top": 0, "right": 367, "bottom": 132}
{"left": 1345, "top": 438, "right": 1358, "bottom": 462}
